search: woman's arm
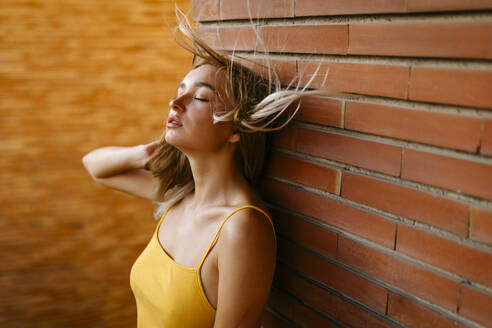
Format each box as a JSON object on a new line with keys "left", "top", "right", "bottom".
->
{"left": 81, "top": 141, "right": 159, "bottom": 200}
{"left": 213, "top": 210, "right": 277, "bottom": 328}
{"left": 82, "top": 143, "right": 153, "bottom": 179}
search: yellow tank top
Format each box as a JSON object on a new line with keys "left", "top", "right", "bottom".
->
{"left": 129, "top": 204, "right": 275, "bottom": 328}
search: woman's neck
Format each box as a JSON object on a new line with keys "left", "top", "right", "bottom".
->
{"left": 186, "top": 148, "right": 249, "bottom": 209}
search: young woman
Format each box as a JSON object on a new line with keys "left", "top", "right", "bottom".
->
{"left": 82, "top": 11, "right": 343, "bottom": 328}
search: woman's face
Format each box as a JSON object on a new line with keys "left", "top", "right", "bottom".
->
{"left": 165, "top": 64, "right": 236, "bottom": 153}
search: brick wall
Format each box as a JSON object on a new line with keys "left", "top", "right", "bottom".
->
{"left": 192, "top": 1, "right": 492, "bottom": 327}
{"left": 1, "top": 1, "right": 192, "bottom": 327}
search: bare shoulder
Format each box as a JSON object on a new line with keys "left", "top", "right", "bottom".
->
{"left": 214, "top": 182, "right": 276, "bottom": 260}
{"left": 217, "top": 202, "right": 276, "bottom": 259}
{"left": 213, "top": 201, "right": 277, "bottom": 327}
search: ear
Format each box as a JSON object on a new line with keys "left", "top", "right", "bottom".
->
{"left": 228, "top": 130, "right": 240, "bottom": 143}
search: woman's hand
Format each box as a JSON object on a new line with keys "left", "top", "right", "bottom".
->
{"left": 138, "top": 139, "right": 160, "bottom": 170}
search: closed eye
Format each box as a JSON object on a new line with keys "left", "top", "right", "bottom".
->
{"left": 194, "top": 97, "right": 209, "bottom": 102}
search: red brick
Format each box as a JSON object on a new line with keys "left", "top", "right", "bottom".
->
{"left": 336, "top": 303, "right": 396, "bottom": 328}
{"left": 259, "top": 178, "right": 396, "bottom": 248}
{"left": 481, "top": 119, "right": 492, "bottom": 155}
{"left": 298, "top": 61, "right": 409, "bottom": 99}
{"left": 349, "top": 21, "right": 492, "bottom": 59}
{"left": 221, "top": 0, "right": 293, "bottom": 20}
{"left": 198, "top": 26, "right": 257, "bottom": 51}
{"left": 192, "top": 0, "right": 219, "bottom": 21}
{"left": 271, "top": 60, "right": 298, "bottom": 87}
{"left": 397, "top": 224, "right": 492, "bottom": 287}
{"left": 296, "top": 127, "right": 402, "bottom": 176}
{"left": 261, "top": 309, "right": 295, "bottom": 328}
{"left": 248, "top": 58, "right": 298, "bottom": 86}
{"left": 295, "top": 96, "right": 343, "bottom": 127}
{"left": 401, "top": 148, "right": 492, "bottom": 200}
{"left": 341, "top": 172, "right": 469, "bottom": 236}
{"left": 270, "top": 208, "right": 338, "bottom": 259}
{"left": 292, "top": 303, "right": 339, "bottom": 328}
{"left": 407, "top": 0, "right": 492, "bottom": 12}
{"left": 409, "top": 67, "right": 492, "bottom": 109}
{"left": 275, "top": 267, "right": 338, "bottom": 319}
{"left": 272, "top": 124, "right": 297, "bottom": 149}
{"left": 345, "top": 101, "right": 482, "bottom": 152}
{"left": 470, "top": 207, "right": 492, "bottom": 246}
{"left": 388, "top": 293, "right": 465, "bottom": 328}
{"left": 278, "top": 239, "right": 388, "bottom": 313}
{"left": 265, "top": 151, "right": 341, "bottom": 194}
{"left": 338, "top": 237, "right": 460, "bottom": 311}
{"left": 267, "top": 288, "right": 294, "bottom": 321}
{"left": 276, "top": 267, "right": 395, "bottom": 328}
{"left": 295, "top": 0, "right": 406, "bottom": 16}
{"left": 458, "top": 284, "right": 492, "bottom": 327}
{"left": 259, "top": 25, "right": 348, "bottom": 55}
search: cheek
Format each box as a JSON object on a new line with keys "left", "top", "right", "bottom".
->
{"left": 193, "top": 120, "right": 233, "bottom": 149}
{"left": 187, "top": 111, "right": 213, "bottom": 134}
{"left": 196, "top": 123, "right": 229, "bottom": 143}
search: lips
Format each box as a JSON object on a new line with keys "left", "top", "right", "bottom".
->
{"left": 167, "top": 113, "right": 182, "bottom": 127}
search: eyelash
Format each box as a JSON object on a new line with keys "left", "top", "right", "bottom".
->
{"left": 171, "top": 95, "right": 209, "bottom": 102}
{"left": 193, "top": 97, "right": 209, "bottom": 102}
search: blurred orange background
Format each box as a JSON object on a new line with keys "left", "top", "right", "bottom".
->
{"left": 1, "top": 1, "right": 193, "bottom": 326}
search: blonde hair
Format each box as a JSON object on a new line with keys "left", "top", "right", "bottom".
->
{"left": 145, "top": 7, "right": 347, "bottom": 220}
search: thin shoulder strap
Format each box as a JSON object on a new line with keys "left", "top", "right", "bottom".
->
{"left": 154, "top": 203, "right": 174, "bottom": 233}
{"left": 159, "top": 204, "right": 174, "bottom": 223}
{"left": 197, "top": 205, "right": 276, "bottom": 270}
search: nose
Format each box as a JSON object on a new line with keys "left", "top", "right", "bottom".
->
{"left": 169, "top": 96, "right": 185, "bottom": 112}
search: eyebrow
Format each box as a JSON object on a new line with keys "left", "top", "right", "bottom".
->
{"left": 177, "top": 81, "right": 216, "bottom": 92}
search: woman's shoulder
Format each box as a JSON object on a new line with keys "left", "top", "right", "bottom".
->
{"left": 220, "top": 192, "right": 274, "bottom": 240}
{"left": 216, "top": 196, "right": 276, "bottom": 269}
{"left": 228, "top": 188, "right": 271, "bottom": 220}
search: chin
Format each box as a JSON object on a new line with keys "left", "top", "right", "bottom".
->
{"left": 164, "top": 133, "right": 187, "bottom": 151}
{"left": 164, "top": 128, "right": 179, "bottom": 142}
{"left": 165, "top": 130, "right": 224, "bottom": 153}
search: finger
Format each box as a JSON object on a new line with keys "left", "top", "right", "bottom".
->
{"left": 145, "top": 141, "right": 160, "bottom": 155}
